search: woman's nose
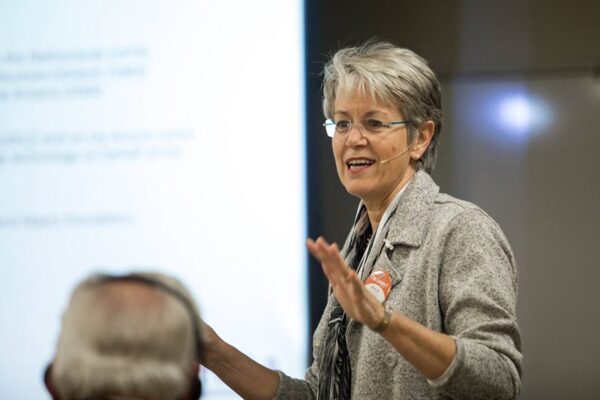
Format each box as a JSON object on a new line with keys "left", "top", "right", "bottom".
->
{"left": 345, "top": 123, "right": 367, "bottom": 146}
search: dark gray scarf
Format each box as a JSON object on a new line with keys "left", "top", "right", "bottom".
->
{"left": 317, "top": 208, "right": 372, "bottom": 400}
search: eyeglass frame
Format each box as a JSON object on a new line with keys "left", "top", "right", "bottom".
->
{"left": 323, "top": 118, "right": 413, "bottom": 138}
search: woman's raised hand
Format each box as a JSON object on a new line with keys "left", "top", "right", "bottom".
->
{"left": 307, "top": 237, "right": 384, "bottom": 329}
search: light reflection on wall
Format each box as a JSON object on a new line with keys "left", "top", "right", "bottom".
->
{"left": 450, "top": 81, "right": 553, "bottom": 148}
{"left": 495, "top": 92, "right": 552, "bottom": 141}
{"left": 446, "top": 81, "right": 543, "bottom": 206}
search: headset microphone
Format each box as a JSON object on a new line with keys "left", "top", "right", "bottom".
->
{"left": 379, "top": 144, "right": 412, "bottom": 164}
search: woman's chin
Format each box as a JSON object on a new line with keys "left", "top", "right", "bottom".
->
{"left": 343, "top": 183, "right": 377, "bottom": 201}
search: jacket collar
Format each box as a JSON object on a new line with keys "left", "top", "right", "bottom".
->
{"left": 384, "top": 170, "right": 439, "bottom": 248}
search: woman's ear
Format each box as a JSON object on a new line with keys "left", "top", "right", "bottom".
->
{"left": 411, "top": 120, "right": 435, "bottom": 160}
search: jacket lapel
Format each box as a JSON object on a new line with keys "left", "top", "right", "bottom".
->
{"left": 359, "top": 171, "right": 440, "bottom": 281}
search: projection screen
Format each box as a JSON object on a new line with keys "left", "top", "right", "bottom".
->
{"left": 0, "top": 1, "right": 307, "bottom": 398}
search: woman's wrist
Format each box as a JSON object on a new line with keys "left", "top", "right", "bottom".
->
{"left": 371, "top": 304, "right": 393, "bottom": 332}
{"left": 202, "top": 335, "right": 230, "bottom": 371}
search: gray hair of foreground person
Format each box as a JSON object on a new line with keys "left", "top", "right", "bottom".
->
{"left": 48, "top": 272, "right": 203, "bottom": 400}
{"left": 322, "top": 40, "right": 443, "bottom": 173}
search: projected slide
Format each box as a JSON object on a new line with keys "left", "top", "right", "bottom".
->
{"left": 0, "top": 1, "right": 306, "bottom": 398}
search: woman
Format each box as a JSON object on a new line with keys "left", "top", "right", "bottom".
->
{"left": 203, "top": 41, "right": 522, "bottom": 400}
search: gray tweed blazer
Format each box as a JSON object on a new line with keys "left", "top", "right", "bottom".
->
{"left": 276, "top": 170, "right": 522, "bottom": 399}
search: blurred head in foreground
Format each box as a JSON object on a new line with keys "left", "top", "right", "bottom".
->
{"left": 45, "top": 272, "right": 204, "bottom": 400}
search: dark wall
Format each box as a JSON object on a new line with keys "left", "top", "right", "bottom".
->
{"left": 306, "top": 1, "right": 600, "bottom": 398}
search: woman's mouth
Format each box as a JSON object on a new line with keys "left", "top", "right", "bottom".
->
{"left": 346, "top": 158, "right": 375, "bottom": 172}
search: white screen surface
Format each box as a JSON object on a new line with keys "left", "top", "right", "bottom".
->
{"left": 0, "top": 1, "right": 307, "bottom": 398}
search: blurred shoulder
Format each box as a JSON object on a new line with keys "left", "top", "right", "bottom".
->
{"left": 431, "top": 191, "right": 508, "bottom": 242}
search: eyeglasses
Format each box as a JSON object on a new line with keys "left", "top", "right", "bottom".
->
{"left": 323, "top": 118, "right": 412, "bottom": 138}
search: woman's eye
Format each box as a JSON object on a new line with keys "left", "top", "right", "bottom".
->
{"left": 336, "top": 120, "right": 351, "bottom": 130}
{"left": 365, "top": 119, "right": 385, "bottom": 130}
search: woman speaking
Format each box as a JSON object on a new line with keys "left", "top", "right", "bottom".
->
{"left": 202, "top": 41, "right": 522, "bottom": 400}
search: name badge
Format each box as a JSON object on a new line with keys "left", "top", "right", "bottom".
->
{"left": 365, "top": 270, "right": 392, "bottom": 303}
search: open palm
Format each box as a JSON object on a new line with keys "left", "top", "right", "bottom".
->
{"left": 307, "top": 237, "right": 383, "bottom": 329}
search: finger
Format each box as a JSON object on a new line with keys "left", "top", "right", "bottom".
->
{"left": 315, "top": 236, "right": 329, "bottom": 246}
{"left": 311, "top": 238, "right": 335, "bottom": 263}
{"left": 308, "top": 236, "right": 331, "bottom": 254}
{"left": 307, "top": 238, "right": 340, "bottom": 287}
{"left": 314, "top": 237, "right": 331, "bottom": 256}
{"left": 307, "top": 242, "right": 326, "bottom": 272}
{"left": 312, "top": 238, "right": 338, "bottom": 269}
{"left": 319, "top": 249, "right": 344, "bottom": 283}
{"left": 309, "top": 237, "right": 355, "bottom": 288}
{"left": 306, "top": 238, "right": 327, "bottom": 262}
{"left": 306, "top": 238, "right": 318, "bottom": 257}
{"left": 321, "top": 242, "right": 351, "bottom": 278}
{"left": 325, "top": 242, "right": 346, "bottom": 266}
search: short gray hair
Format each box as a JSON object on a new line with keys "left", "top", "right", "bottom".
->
{"left": 51, "top": 272, "right": 200, "bottom": 400}
{"left": 323, "top": 41, "right": 443, "bottom": 173}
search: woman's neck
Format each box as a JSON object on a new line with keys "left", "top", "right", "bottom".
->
{"left": 365, "top": 207, "right": 384, "bottom": 233}
{"left": 363, "top": 169, "right": 415, "bottom": 232}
